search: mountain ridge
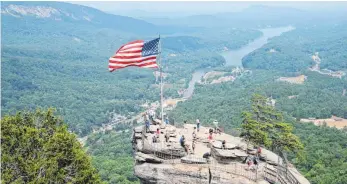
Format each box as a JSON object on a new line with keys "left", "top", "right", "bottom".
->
{"left": 1, "top": 1, "right": 197, "bottom": 36}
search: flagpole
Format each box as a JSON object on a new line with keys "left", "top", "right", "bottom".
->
{"left": 159, "top": 35, "right": 164, "bottom": 124}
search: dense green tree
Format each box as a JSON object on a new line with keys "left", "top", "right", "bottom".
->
{"left": 241, "top": 94, "right": 303, "bottom": 154}
{"left": 1, "top": 109, "right": 102, "bottom": 184}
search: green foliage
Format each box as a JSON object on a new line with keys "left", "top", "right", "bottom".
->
{"left": 241, "top": 111, "right": 271, "bottom": 147}
{"left": 1, "top": 109, "right": 102, "bottom": 184}
{"left": 290, "top": 123, "right": 347, "bottom": 184}
{"left": 241, "top": 94, "right": 303, "bottom": 153}
{"left": 85, "top": 131, "right": 139, "bottom": 184}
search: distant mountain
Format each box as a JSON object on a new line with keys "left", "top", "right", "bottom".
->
{"left": 1, "top": 1, "right": 195, "bottom": 36}
{"left": 144, "top": 4, "right": 347, "bottom": 28}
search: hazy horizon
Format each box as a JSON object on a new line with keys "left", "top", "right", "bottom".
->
{"left": 70, "top": 1, "right": 347, "bottom": 18}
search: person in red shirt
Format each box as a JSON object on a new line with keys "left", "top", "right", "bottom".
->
{"left": 257, "top": 147, "right": 262, "bottom": 156}
{"left": 208, "top": 134, "right": 213, "bottom": 140}
{"left": 156, "top": 128, "right": 160, "bottom": 138}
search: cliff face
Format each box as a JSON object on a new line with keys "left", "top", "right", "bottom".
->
{"left": 132, "top": 124, "right": 310, "bottom": 184}
{"left": 134, "top": 162, "right": 257, "bottom": 184}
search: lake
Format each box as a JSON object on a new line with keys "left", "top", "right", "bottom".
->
{"left": 182, "top": 26, "right": 295, "bottom": 99}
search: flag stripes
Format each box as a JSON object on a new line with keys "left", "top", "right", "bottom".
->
{"left": 108, "top": 38, "right": 159, "bottom": 72}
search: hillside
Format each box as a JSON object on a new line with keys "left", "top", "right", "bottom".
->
{"left": 1, "top": 1, "right": 191, "bottom": 36}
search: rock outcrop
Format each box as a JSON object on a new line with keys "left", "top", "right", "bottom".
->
{"left": 132, "top": 123, "right": 310, "bottom": 184}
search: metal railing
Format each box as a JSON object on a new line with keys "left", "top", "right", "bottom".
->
{"left": 134, "top": 127, "right": 303, "bottom": 184}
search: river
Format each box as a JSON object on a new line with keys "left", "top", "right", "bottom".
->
{"left": 182, "top": 26, "right": 295, "bottom": 99}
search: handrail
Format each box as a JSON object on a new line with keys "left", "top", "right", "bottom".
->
{"left": 135, "top": 129, "right": 304, "bottom": 184}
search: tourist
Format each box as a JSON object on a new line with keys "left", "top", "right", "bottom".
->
{"left": 180, "top": 135, "right": 189, "bottom": 153}
{"left": 253, "top": 156, "right": 258, "bottom": 167}
{"left": 192, "top": 130, "right": 197, "bottom": 140}
{"left": 247, "top": 159, "right": 253, "bottom": 170}
{"left": 156, "top": 128, "right": 160, "bottom": 138}
{"left": 203, "top": 152, "right": 211, "bottom": 163}
{"left": 222, "top": 140, "right": 226, "bottom": 149}
{"left": 208, "top": 133, "right": 213, "bottom": 141}
{"left": 145, "top": 112, "right": 150, "bottom": 122}
{"left": 152, "top": 135, "right": 157, "bottom": 143}
{"left": 192, "top": 140, "right": 196, "bottom": 154}
{"left": 257, "top": 146, "right": 262, "bottom": 157}
{"left": 196, "top": 119, "right": 200, "bottom": 132}
{"left": 209, "top": 128, "right": 213, "bottom": 134}
{"left": 145, "top": 119, "right": 150, "bottom": 133}
{"left": 212, "top": 120, "right": 219, "bottom": 133}
{"left": 180, "top": 135, "right": 185, "bottom": 148}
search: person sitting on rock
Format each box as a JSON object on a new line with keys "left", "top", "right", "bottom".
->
{"left": 203, "top": 152, "right": 211, "bottom": 163}
{"left": 152, "top": 135, "right": 157, "bottom": 143}
{"left": 180, "top": 135, "right": 189, "bottom": 152}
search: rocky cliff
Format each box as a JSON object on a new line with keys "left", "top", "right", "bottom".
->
{"left": 132, "top": 123, "right": 310, "bottom": 184}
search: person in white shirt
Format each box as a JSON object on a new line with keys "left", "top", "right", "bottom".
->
{"left": 196, "top": 119, "right": 200, "bottom": 132}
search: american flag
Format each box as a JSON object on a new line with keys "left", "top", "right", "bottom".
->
{"left": 109, "top": 38, "right": 160, "bottom": 72}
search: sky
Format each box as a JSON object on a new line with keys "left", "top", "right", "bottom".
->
{"left": 69, "top": 1, "right": 347, "bottom": 17}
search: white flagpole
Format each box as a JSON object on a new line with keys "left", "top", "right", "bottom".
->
{"left": 159, "top": 35, "right": 164, "bottom": 124}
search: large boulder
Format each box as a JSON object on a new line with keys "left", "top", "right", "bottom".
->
{"left": 259, "top": 149, "right": 283, "bottom": 166}
{"left": 136, "top": 152, "right": 164, "bottom": 163}
{"left": 212, "top": 147, "right": 237, "bottom": 158}
{"left": 212, "top": 141, "right": 222, "bottom": 149}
